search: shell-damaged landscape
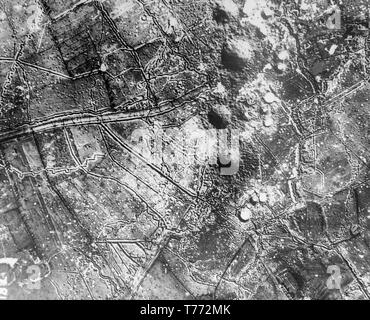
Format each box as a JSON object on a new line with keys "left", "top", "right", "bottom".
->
{"left": 0, "top": 0, "right": 370, "bottom": 300}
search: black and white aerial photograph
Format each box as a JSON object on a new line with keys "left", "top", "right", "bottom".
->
{"left": 0, "top": 0, "right": 369, "bottom": 307}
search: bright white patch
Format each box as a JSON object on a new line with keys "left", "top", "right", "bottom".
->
{"left": 0, "top": 258, "right": 18, "bottom": 268}
{"left": 263, "top": 7, "right": 274, "bottom": 17}
{"left": 198, "top": 63, "right": 207, "bottom": 71}
{"left": 263, "top": 63, "right": 273, "bottom": 71}
{"left": 25, "top": 3, "right": 44, "bottom": 33}
{"left": 214, "top": 82, "right": 227, "bottom": 96}
{"left": 240, "top": 207, "right": 252, "bottom": 221}
{"left": 218, "top": 0, "right": 239, "bottom": 17}
{"left": 264, "top": 117, "right": 274, "bottom": 127}
{"left": 242, "top": 0, "right": 270, "bottom": 36}
{"left": 264, "top": 92, "right": 276, "bottom": 104}
{"left": 259, "top": 192, "right": 267, "bottom": 203}
{"left": 228, "top": 39, "right": 254, "bottom": 60}
{"left": 278, "top": 50, "right": 289, "bottom": 60}
{"left": 111, "top": 0, "right": 136, "bottom": 19}
{"left": 100, "top": 63, "right": 108, "bottom": 72}
{"left": 243, "top": 0, "right": 259, "bottom": 14}
{"left": 328, "top": 44, "right": 338, "bottom": 55}
{"left": 277, "top": 62, "right": 288, "bottom": 71}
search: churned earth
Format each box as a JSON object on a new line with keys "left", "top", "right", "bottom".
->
{"left": 0, "top": 0, "right": 369, "bottom": 300}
